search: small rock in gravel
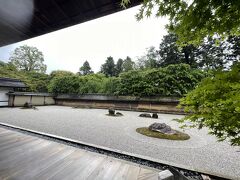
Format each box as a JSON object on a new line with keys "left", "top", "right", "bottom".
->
{"left": 23, "top": 102, "right": 33, "bottom": 108}
{"left": 139, "top": 113, "right": 151, "bottom": 118}
{"left": 108, "top": 108, "right": 115, "bottom": 115}
{"left": 152, "top": 113, "right": 158, "bottom": 119}
{"left": 116, "top": 112, "right": 123, "bottom": 116}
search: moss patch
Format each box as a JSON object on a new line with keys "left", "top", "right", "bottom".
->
{"left": 106, "top": 114, "right": 123, "bottom": 117}
{"left": 20, "top": 107, "right": 38, "bottom": 110}
{"left": 136, "top": 127, "right": 190, "bottom": 140}
{"left": 73, "top": 106, "right": 92, "bottom": 109}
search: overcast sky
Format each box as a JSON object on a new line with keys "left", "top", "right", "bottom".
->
{"left": 0, "top": 6, "right": 168, "bottom": 74}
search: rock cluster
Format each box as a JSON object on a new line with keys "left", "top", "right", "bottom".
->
{"left": 23, "top": 102, "right": 33, "bottom": 108}
{"left": 139, "top": 113, "right": 158, "bottom": 119}
{"left": 108, "top": 108, "right": 115, "bottom": 115}
{"left": 139, "top": 113, "right": 152, "bottom": 118}
{"left": 107, "top": 109, "right": 123, "bottom": 116}
{"left": 22, "top": 102, "right": 38, "bottom": 110}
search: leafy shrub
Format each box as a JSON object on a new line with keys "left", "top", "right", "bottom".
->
{"left": 79, "top": 74, "right": 106, "bottom": 94}
{"left": 179, "top": 63, "right": 240, "bottom": 145}
{"left": 0, "top": 64, "right": 50, "bottom": 92}
{"left": 118, "top": 70, "right": 146, "bottom": 96}
{"left": 102, "top": 77, "right": 120, "bottom": 95}
{"left": 48, "top": 64, "right": 206, "bottom": 96}
{"left": 50, "top": 70, "right": 74, "bottom": 79}
{"left": 118, "top": 64, "right": 206, "bottom": 97}
{"left": 48, "top": 73, "right": 108, "bottom": 94}
{"left": 48, "top": 75, "right": 80, "bottom": 94}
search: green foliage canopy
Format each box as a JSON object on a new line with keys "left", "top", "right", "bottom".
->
{"left": 179, "top": 63, "right": 240, "bottom": 145}
{"left": 79, "top": 61, "right": 93, "bottom": 75}
{"left": 9, "top": 45, "right": 47, "bottom": 73}
{"left": 0, "top": 63, "right": 50, "bottom": 92}
{"left": 115, "top": 59, "right": 124, "bottom": 76}
{"left": 122, "top": 56, "right": 135, "bottom": 72}
{"left": 122, "top": 0, "right": 240, "bottom": 45}
{"left": 118, "top": 64, "right": 206, "bottom": 96}
{"left": 136, "top": 46, "right": 159, "bottom": 69}
{"left": 100, "top": 56, "right": 116, "bottom": 77}
{"left": 49, "top": 64, "right": 206, "bottom": 97}
{"left": 130, "top": 32, "right": 239, "bottom": 71}
{"left": 48, "top": 73, "right": 109, "bottom": 94}
{"left": 50, "top": 70, "right": 74, "bottom": 79}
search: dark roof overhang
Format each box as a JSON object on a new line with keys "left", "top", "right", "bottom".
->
{"left": 0, "top": 0, "right": 141, "bottom": 47}
{"left": 0, "top": 77, "right": 26, "bottom": 88}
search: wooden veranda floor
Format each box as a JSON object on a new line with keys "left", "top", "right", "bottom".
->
{"left": 0, "top": 127, "right": 160, "bottom": 180}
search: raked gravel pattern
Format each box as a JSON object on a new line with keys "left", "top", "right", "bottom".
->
{"left": 0, "top": 106, "right": 239, "bottom": 179}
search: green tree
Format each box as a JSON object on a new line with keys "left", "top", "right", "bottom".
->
{"left": 0, "top": 63, "right": 50, "bottom": 92}
{"left": 179, "top": 63, "right": 240, "bottom": 145}
{"left": 122, "top": 0, "right": 240, "bottom": 145}
{"left": 26, "top": 71, "right": 50, "bottom": 92}
{"left": 9, "top": 45, "right": 47, "bottom": 73}
{"left": 79, "top": 61, "right": 93, "bottom": 75}
{"left": 115, "top": 58, "right": 124, "bottom": 76}
{"left": 0, "top": 60, "right": 6, "bottom": 67}
{"left": 118, "top": 64, "right": 206, "bottom": 97}
{"left": 102, "top": 77, "right": 120, "bottom": 95}
{"left": 226, "top": 36, "right": 240, "bottom": 62}
{"left": 158, "top": 33, "right": 236, "bottom": 69}
{"left": 50, "top": 70, "right": 74, "bottom": 79}
{"left": 158, "top": 34, "right": 182, "bottom": 66}
{"left": 118, "top": 70, "right": 144, "bottom": 96}
{"left": 136, "top": 47, "right": 159, "bottom": 69}
{"left": 122, "top": 0, "right": 240, "bottom": 45}
{"left": 48, "top": 75, "right": 80, "bottom": 94}
{"left": 196, "top": 37, "right": 228, "bottom": 70}
{"left": 48, "top": 73, "right": 108, "bottom": 94}
{"left": 122, "top": 56, "right": 135, "bottom": 72}
{"left": 100, "top": 56, "right": 116, "bottom": 77}
{"left": 79, "top": 73, "right": 107, "bottom": 94}
{"left": 158, "top": 33, "right": 199, "bottom": 67}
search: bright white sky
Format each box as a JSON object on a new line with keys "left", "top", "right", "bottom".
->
{"left": 0, "top": 6, "right": 168, "bottom": 74}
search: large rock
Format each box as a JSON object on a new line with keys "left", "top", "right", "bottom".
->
{"left": 152, "top": 113, "right": 158, "bottom": 119}
{"left": 108, "top": 108, "right": 115, "bottom": 115}
{"left": 23, "top": 102, "right": 33, "bottom": 108}
{"left": 149, "top": 123, "right": 176, "bottom": 134}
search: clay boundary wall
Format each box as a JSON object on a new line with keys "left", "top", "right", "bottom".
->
{"left": 8, "top": 92, "right": 55, "bottom": 107}
{"left": 55, "top": 94, "right": 184, "bottom": 114}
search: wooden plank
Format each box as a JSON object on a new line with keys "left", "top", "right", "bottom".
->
{"left": 0, "top": 135, "right": 37, "bottom": 152}
{"left": 2, "top": 143, "right": 66, "bottom": 179}
{"left": 137, "top": 167, "right": 159, "bottom": 180}
{"left": 0, "top": 142, "right": 56, "bottom": 178}
{"left": 0, "top": 135, "right": 30, "bottom": 146}
{"left": 11, "top": 148, "right": 75, "bottom": 180}
{"left": 49, "top": 151, "right": 100, "bottom": 179}
{"left": 0, "top": 127, "right": 160, "bottom": 180}
{"left": 112, "top": 163, "right": 131, "bottom": 180}
{"left": 0, "top": 139, "right": 48, "bottom": 163}
{"left": 71, "top": 155, "right": 106, "bottom": 180}
{"left": 0, "top": 132, "right": 28, "bottom": 143}
{"left": 34, "top": 150, "right": 87, "bottom": 180}
{"left": 0, "top": 136, "right": 34, "bottom": 152}
{"left": 0, "top": 129, "right": 11, "bottom": 135}
{"left": 88, "top": 158, "right": 123, "bottom": 180}
{"left": 0, "top": 135, "right": 43, "bottom": 153}
{"left": 125, "top": 164, "right": 141, "bottom": 180}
